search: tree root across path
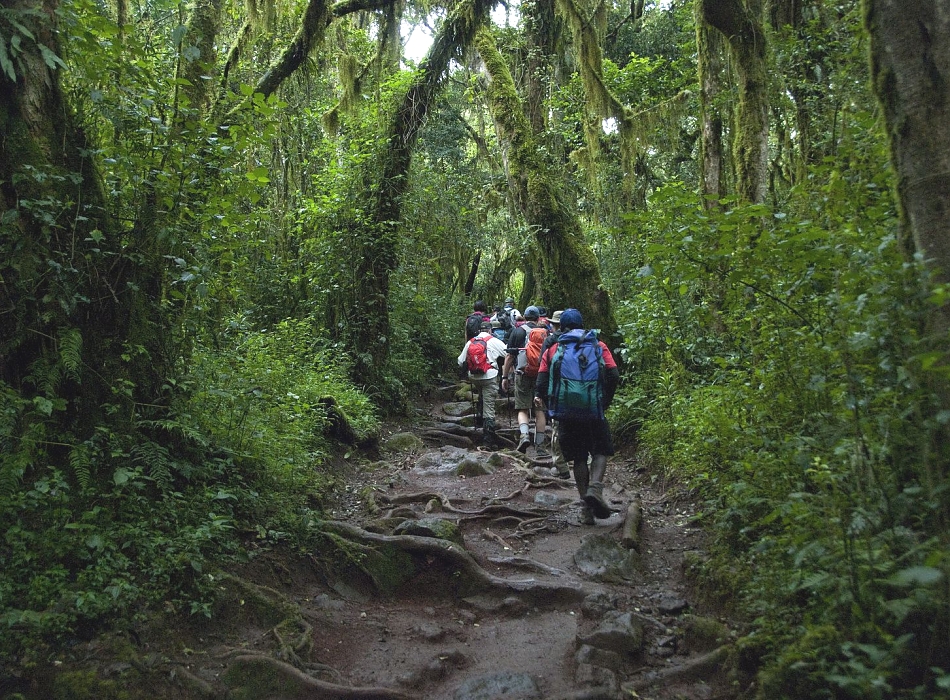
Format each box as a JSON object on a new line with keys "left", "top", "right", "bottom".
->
{"left": 224, "top": 654, "right": 414, "bottom": 700}
{"left": 374, "top": 489, "right": 554, "bottom": 520}
{"left": 319, "top": 520, "right": 588, "bottom": 607}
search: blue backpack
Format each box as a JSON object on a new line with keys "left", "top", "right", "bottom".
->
{"left": 547, "top": 329, "right": 605, "bottom": 420}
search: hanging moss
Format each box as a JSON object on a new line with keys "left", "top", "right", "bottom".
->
{"left": 475, "top": 27, "right": 616, "bottom": 340}
{"left": 699, "top": 0, "right": 768, "bottom": 204}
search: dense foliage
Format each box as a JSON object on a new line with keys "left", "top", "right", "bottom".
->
{"left": 1, "top": 0, "right": 949, "bottom": 695}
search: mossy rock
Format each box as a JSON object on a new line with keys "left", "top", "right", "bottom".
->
{"left": 455, "top": 387, "right": 474, "bottom": 402}
{"left": 382, "top": 432, "right": 424, "bottom": 453}
{"left": 393, "top": 517, "right": 464, "bottom": 547}
{"left": 680, "top": 614, "right": 730, "bottom": 653}
{"left": 442, "top": 401, "right": 475, "bottom": 417}
{"left": 456, "top": 457, "right": 494, "bottom": 477}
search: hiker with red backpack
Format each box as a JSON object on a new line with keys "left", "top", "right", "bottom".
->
{"left": 501, "top": 305, "right": 551, "bottom": 459}
{"left": 458, "top": 320, "right": 507, "bottom": 448}
{"left": 534, "top": 308, "right": 620, "bottom": 525}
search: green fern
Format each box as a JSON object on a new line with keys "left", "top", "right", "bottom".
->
{"left": 68, "top": 443, "right": 92, "bottom": 490}
{"left": 131, "top": 441, "right": 173, "bottom": 492}
{"left": 58, "top": 328, "right": 83, "bottom": 383}
{"left": 140, "top": 417, "right": 208, "bottom": 447}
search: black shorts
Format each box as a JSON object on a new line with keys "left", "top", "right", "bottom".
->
{"left": 557, "top": 419, "right": 615, "bottom": 462}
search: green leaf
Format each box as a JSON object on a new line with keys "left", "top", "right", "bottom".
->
{"left": 32, "top": 396, "right": 53, "bottom": 415}
{"left": 887, "top": 566, "right": 944, "bottom": 587}
{"left": 0, "top": 37, "right": 16, "bottom": 81}
{"left": 37, "top": 43, "right": 66, "bottom": 70}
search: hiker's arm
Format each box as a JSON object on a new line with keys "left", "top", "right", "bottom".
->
{"left": 601, "top": 343, "right": 620, "bottom": 407}
{"left": 534, "top": 346, "right": 554, "bottom": 406}
{"left": 604, "top": 366, "right": 620, "bottom": 408}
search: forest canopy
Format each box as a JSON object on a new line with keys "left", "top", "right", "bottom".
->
{"left": 2, "top": 0, "right": 950, "bottom": 696}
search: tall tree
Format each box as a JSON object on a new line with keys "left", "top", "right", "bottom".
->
{"left": 475, "top": 26, "right": 616, "bottom": 338}
{"left": 865, "top": 0, "right": 950, "bottom": 333}
{"left": 0, "top": 0, "right": 170, "bottom": 449}
{"left": 698, "top": 0, "right": 768, "bottom": 204}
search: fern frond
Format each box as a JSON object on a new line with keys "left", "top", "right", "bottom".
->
{"left": 139, "top": 417, "right": 209, "bottom": 447}
{"left": 132, "top": 441, "right": 173, "bottom": 492}
{"left": 69, "top": 442, "right": 92, "bottom": 490}
{"left": 58, "top": 328, "right": 83, "bottom": 383}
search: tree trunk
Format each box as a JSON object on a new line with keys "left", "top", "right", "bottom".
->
{"left": 347, "top": 0, "right": 494, "bottom": 392}
{"left": 475, "top": 27, "right": 617, "bottom": 340}
{"left": 866, "top": 0, "right": 950, "bottom": 312}
{"left": 0, "top": 0, "right": 170, "bottom": 464}
{"left": 695, "top": 11, "right": 726, "bottom": 206}
{"left": 698, "top": 0, "right": 768, "bottom": 204}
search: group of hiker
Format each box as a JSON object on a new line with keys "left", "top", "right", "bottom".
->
{"left": 458, "top": 299, "right": 620, "bottom": 525}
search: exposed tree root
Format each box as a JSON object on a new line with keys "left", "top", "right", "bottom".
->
{"left": 225, "top": 654, "right": 414, "bottom": 699}
{"left": 215, "top": 573, "right": 313, "bottom": 667}
{"left": 320, "top": 520, "right": 587, "bottom": 606}
{"left": 487, "top": 555, "right": 570, "bottom": 577}
{"left": 626, "top": 645, "right": 733, "bottom": 691}
{"left": 420, "top": 429, "right": 474, "bottom": 448}
{"left": 376, "top": 490, "right": 551, "bottom": 520}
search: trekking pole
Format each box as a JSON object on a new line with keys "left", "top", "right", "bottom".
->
{"left": 506, "top": 374, "right": 512, "bottom": 429}
{"left": 470, "top": 378, "right": 479, "bottom": 428}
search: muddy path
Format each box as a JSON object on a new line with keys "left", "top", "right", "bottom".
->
{"left": 63, "top": 383, "right": 742, "bottom": 700}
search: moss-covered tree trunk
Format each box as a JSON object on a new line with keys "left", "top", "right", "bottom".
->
{"left": 475, "top": 27, "right": 616, "bottom": 340}
{"left": 695, "top": 10, "right": 726, "bottom": 206}
{"left": 698, "top": 0, "right": 768, "bottom": 205}
{"left": 865, "top": 0, "right": 950, "bottom": 530}
{"left": 866, "top": 0, "right": 950, "bottom": 315}
{"left": 0, "top": 0, "right": 172, "bottom": 467}
{"left": 347, "top": 0, "right": 494, "bottom": 392}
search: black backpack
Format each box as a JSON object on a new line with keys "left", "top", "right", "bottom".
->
{"left": 496, "top": 308, "right": 514, "bottom": 332}
{"left": 465, "top": 312, "right": 484, "bottom": 340}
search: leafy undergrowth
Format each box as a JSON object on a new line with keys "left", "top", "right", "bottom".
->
{"left": 0, "top": 391, "right": 744, "bottom": 700}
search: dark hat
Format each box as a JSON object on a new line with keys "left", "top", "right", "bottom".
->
{"left": 504, "top": 297, "right": 515, "bottom": 305}
{"left": 524, "top": 305, "right": 540, "bottom": 321}
{"left": 560, "top": 308, "right": 583, "bottom": 330}
{"left": 479, "top": 320, "right": 492, "bottom": 331}
{"left": 537, "top": 305, "right": 548, "bottom": 316}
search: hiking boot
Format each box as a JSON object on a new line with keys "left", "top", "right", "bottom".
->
{"left": 583, "top": 482, "right": 612, "bottom": 520}
{"left": 516, "top": 434, "right": 531, "bottom": 453}
{"left": 534, "top": 445, "right": 551, "bottom": 461}
{"left": 579, "top": 505, "right": 595, "bottom": 526}
{"left": 481, "top": 420, "right": 497, "bottom": 449}
{"left": 555, "top": 468, "right": 571, "bottom": 480}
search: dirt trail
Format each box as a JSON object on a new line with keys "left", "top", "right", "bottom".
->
{"left": 50, "top": 385, "right": 741, "bottom": 700}
{"left": 277, "top": 384, "right": 741, "bottom": 700}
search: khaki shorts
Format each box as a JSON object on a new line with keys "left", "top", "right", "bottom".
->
{"left": 514, "top": 372, "right": 539, "bottom": 411}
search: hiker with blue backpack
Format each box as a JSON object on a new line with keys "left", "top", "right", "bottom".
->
{"left": 459, "top": 320, "right": 508, "bottom": 449}
{"left": 534, "top": 308, "right": 620, "bottom": 525}
{"left": 501, "top": 305, "right": 552, "bottom": 459}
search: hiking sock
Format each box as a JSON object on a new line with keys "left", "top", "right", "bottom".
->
{"left": 517, "top": 424, "right": 531, "bottom": 453}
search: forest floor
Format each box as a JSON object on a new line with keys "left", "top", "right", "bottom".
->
{"left": 25, "top": 383, "right": 745, "bottom": 700}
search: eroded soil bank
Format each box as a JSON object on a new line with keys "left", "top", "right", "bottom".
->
{"left": 6, "top": 384, "right": 744, "bottom": 700}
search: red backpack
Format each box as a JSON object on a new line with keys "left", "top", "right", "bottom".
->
{"left": 523, "top": 326, "right": 549, "bottom": 377}
{"left": 466, "top": 337, "right": 493, "bottom": 375}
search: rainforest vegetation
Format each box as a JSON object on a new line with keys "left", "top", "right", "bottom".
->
{"left": 2, "top": 0, "right": 949, "bottom": 695}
